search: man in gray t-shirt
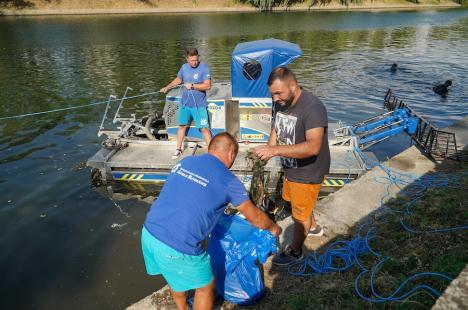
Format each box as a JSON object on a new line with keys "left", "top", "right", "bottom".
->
{"left": 253, "top": 67, "right": 330, "bottom": 266}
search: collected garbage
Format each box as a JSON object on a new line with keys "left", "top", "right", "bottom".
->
{"left": 208, "top": 215, "right": 277, "bottom": 305}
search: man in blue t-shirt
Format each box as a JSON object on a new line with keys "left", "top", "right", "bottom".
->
{"left": 160, "top": 48, "right": 212, "bottom": 159}
{"left": 142, "top": 132, "right": 281, "bottom": 310}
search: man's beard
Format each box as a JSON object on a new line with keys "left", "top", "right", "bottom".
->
{"left": 275, "top": 91, "right": 295, "bottom": 107}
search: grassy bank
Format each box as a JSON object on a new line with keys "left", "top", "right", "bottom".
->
{"left": 0, "top": 0, "right": 464, "bottom": 14}
{"left": 244, "top": 160, "right": 467, "bottom": 310}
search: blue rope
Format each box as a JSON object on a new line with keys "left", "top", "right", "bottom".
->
{"left": 355, "top": 260, "right": 452, "bottom": 303}
{"left": 288, "top": 145, "right": 466, "bottom": 304}
{"left": 0, "top": 90, "right": 161, "bottom": 121}
{"left": 288, "top": 225, "right": 378, "bottom": 276}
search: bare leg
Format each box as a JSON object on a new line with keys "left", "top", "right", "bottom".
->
{"left": 200, "top": 128, "right": 212, "bottom": 146}
{"left": 310, "top": 212, "right": 317, "bottom": 230}
{"left": 171, "top": 289, "right": 188, "bottom": 310}
{"left": 176, "top": 125, "right": 188, "bottom": 150}
{"left": 290, "top": 212, "right": 316, "bottom": 252}
{"left": 193, "top": 278, "right": 215, "bottom": 310}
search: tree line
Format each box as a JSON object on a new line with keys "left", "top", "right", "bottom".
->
{"left": 237, "top": 0, "right": 467, "bottom": 10}
{"left": 1, "top": 0, "right": 466, "bottom": 11}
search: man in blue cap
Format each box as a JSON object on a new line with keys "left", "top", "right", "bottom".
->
{"left": 142, "top": 132, "right": 280, "bottom": 310}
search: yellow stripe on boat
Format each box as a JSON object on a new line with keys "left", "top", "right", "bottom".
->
{"left": 322, "top": 179, "right": 347, "bottom": 187}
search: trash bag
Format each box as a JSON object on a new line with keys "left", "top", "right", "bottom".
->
{"left": 208, "top": 214, "right": 278, "bottom": 305}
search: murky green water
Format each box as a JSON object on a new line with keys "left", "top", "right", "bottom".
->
{"left": 0, "top": 9, "right": 467, "bottom": 309}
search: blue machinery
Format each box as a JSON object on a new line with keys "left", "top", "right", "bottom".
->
{"left": 335, "top": 89, "right": 462, "bottom": 161}
{"left": 352, "top": 106, "right": 419, "bottom": 149}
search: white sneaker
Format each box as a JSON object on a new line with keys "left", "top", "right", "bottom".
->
{"left": 308, "top": 225, "right": 324, "bottom": 237}
{"left": 171, "top": 148, "right": 183, "bottom": 159}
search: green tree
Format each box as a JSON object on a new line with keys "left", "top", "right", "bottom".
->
{"left": 0, "top": 0, "right": 34, "bottom": 8}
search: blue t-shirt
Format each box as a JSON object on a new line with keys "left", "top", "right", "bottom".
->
{"left": 144, "top": 153, "right": 249, "bottom": 255}
{"left": 177, "top": 62, "right": 211, "bottom": 108}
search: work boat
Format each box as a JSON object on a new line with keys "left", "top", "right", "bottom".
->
{"left": 87, "top": 39, "right": 378, "bottom": 194}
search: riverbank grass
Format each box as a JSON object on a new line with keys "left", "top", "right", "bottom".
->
{"left": 243, "top": 161, "right": 467, "bottom": 309}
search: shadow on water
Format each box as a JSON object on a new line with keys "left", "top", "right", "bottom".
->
{"left": 0, "top": 9, "right": 467, "bottom": 309}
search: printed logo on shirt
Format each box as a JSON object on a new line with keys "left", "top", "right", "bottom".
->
{"left": 175, "top": 165, "right": 210, "bottom": 187}
{"left": 194, "top": 73, "right": 199, "bottom": 80}
{"left": 275, "top": 112, "right": 298, "bottom": 168}
{"left": 171, "top": 163, "right": 181, "bottom": 173}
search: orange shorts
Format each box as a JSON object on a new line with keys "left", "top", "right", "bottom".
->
{"left": 282, "top": 178, "right": 322, "bottom": 222}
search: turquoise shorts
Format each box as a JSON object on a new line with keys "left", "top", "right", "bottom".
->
{"left": 141, "top": 226, "right": 213, "bottom": 292}
{"left": 178, "top": 105, "right": 210, "bottom": 128}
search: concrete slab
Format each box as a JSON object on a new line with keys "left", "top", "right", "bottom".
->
{"left": 127, "top": 286, "right": 174, "bottom": 310}
{"left": 432, "top": 264, "right": 468, "bottom": 310}
{"left": 313, "top": 145, "right": 435, "bottom": 235}
{"left": 446, "top": 115, "right": 468, "bottom": 149}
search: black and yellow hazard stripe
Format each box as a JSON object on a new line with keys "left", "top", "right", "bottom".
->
{"left": 322, "top": 179, "right": 348, "bottom": 187}
{"left": 115, "top": 173, "right": 145, "bottom": 181}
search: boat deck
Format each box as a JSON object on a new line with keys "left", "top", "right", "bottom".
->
{"left": 87, "top": 138, "right": 373, "bottom": 192}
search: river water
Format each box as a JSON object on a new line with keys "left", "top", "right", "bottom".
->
{"left": 0, "top": 9, "right": 467, "bottom": 309}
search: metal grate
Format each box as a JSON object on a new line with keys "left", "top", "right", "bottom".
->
{"left": 383, "top": 90, "right": 464, "bottom": 161}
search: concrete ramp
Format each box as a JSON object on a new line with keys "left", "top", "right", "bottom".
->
{"left": 315, "top": 146, "right": 436, "bottom": 235}
{"left": 432, "top": 265, "right": 468, "bottom": 310}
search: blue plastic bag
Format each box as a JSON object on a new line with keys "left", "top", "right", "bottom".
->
{"left": 208, "top": 215, "right": 278, "bottom": 305}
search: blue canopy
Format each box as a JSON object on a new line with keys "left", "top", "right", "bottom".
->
{"left": 231, "top": 39, "right": 303, "bottom": 98}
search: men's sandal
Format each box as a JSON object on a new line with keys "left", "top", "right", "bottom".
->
{"left": 171, "top": 148, "right": 183, "bottom": 159}
{"left": 272, "top": 245, "right": 304, "bottom": 266}
{"left": 308, "top": 225, "right": 324, "bottom": 237}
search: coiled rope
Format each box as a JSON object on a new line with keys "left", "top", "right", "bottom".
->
{"left": 288, "top": 145, "right": 466, "bottom": 303}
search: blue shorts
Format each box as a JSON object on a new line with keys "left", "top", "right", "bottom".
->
{"left": 141, "top": 226, "right": 213, "bottom": 292}
{"left": 178, "top": 105, "right": 210, "bottom": 128}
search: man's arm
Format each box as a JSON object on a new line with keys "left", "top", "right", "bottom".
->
{"left": 184, "top": 79, "right": 211, "bottom": 91}
{"left": 160, "top": 76, "right": 182, "bottom": 93}
{"left": 253, "top": 127, "right": 324, "bottom": 161}
{"left": 236, "top": 200, "right": 281, "bottom": 236}
{"left": 267, "top": 127, "right": 277, "bottom": 146}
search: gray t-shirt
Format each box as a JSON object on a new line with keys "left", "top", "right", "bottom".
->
{"left": 272, "top": 90, "right": 330, "bottom": 184}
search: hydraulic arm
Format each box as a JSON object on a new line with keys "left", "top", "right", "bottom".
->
{"left": 333, "top": 90, "right": 462, "bottom": 161}
{"left": 352, "top": 108, "right": 419, "bottom": 150}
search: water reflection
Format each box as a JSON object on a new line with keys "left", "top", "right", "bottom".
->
{"left": 0, "top": 9, "right": 467, "bottom": 309}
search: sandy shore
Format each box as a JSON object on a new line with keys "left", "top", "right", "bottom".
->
{"left": 0, "top": 1, "right": 462, "bottom": 16}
